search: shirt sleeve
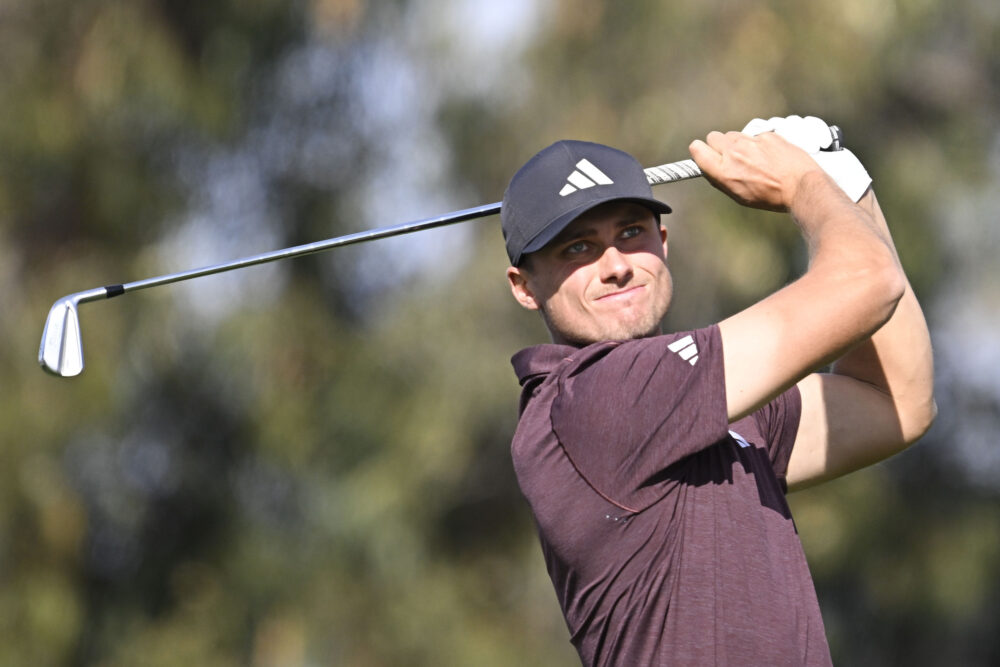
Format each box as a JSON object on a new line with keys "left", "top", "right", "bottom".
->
{"left": 750, "top": 385, "right": 803, "bottom": 484}
{"left": 550, "top": 326, "right": 729, "bottom": 512}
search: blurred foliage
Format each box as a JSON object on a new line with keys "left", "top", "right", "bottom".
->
{"left": 1, "top": 0, "right": 998, "bottom": 665}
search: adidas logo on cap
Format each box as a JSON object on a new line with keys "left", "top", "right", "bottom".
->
{"left": 559, "top": 159, "right": 615, "bottom": 196}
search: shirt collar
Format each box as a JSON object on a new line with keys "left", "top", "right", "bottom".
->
{"left": 511, "top": 343, "right": 582, "bottom": 386}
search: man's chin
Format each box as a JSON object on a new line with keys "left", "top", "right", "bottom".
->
{"left": 608, "top": 321, "right": 662, "bottom": 342}
{"left": 555, "top": 320, "right": 662, "bottom": 347}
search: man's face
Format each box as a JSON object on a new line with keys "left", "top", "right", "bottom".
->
{"left": 506, "top": 201, "right": 673, "bottom": 346}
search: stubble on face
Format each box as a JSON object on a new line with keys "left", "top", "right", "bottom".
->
{"left": 512, "top": 202, "right": 674, "bottom": 347}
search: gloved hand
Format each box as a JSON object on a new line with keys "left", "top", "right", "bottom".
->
{"left": 742, "top": 115, "right": 872, "bottom": 202}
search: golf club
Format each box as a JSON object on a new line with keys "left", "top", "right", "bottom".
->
{"left": 38, "top": 126, "right": 843, "bottom": 377}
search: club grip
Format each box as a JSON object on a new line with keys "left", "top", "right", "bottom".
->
{"left": 644, "top": 159, "right": 701, "bottom": 185}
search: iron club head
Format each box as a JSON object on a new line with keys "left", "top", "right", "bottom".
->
{"left": 38, "top": 288, "right": 109, "bottom": 377}
{"left": 39, "top": 297, "right": 84, "bottom": 377}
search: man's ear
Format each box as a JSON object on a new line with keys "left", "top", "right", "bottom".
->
{"left": 660, "top": 224, "right": 669, "bottom": 260}
{"left": 506, "top": 266, "right": 540, "bottom": 311}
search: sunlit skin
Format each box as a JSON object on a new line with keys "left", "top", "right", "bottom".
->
{"left": 507, "top": 201, "right": 673, "bottom": 346}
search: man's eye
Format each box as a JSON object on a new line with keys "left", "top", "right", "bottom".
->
{"left": 565, "top": 241, "right": 589, "bottom": 255}
{"left": 621, "top": 225, "right": 643, "bottom": 239}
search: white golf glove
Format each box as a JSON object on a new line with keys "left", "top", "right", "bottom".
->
{"left": 742, "top": 115, "right": 872, "bottom": 201}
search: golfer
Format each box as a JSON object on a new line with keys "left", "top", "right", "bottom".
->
{"left": 500, "top": 116, "right": 935, "bottom": 666}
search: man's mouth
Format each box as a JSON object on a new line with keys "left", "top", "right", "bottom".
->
{"left": 595, "top": 284, "right": 645, "bottom": 301}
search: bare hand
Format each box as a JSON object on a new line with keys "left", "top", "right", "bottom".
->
{"left": 689, "top": 130, "right": 825, "bottom": 212}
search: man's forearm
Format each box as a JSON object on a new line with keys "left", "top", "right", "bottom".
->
{"left": 830, "top": 190, "right": 937, "bottom": 443}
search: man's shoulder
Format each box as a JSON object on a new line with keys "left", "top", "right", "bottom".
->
{"left": 511, "top": 343, "right": 578, "bottom": 385}
{"left": 511, "top": 326, "right": 721, "bottom": 384}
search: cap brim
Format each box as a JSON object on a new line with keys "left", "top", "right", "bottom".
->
{"left": 519, "top": 196, "right": 672, "bottom": 260}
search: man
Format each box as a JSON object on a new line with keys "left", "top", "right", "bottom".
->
{"left": 500, "top": 116, "right": 936, "bottom": 666}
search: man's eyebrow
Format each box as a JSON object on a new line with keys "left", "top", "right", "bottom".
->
{"left": 550, "top": 225, "right": 596, "bottom": 245}
{"left": 615, "top": 213, "right": 647, "bottom": 226}
{"left": 551, "top": 213, "right": 650, "bottom": 245}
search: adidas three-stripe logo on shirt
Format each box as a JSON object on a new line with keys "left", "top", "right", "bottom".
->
{"left": 667, "top": 335, "right": 699, "bottom": 366}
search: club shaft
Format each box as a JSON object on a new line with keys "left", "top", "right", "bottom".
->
{"left": 109, "top": 201, "right": 503, "bottom": 298}
{"left": 98, "top": 158, "right": 701, "bottom": 300}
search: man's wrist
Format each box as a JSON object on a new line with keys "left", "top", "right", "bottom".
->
{"left": 788, "top": 167, "right": 842, "bottom": 218}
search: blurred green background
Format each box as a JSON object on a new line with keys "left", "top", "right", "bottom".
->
{"left": 2, "top": 0, "right": 998, "bottom": 665}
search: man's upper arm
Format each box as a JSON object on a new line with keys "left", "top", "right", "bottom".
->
{"left": 783, "top": 372, "right": 906, "bottom": 491}
{"left": 717, "top": 257, "right": 897, "bottom": 423}
{"left": 716, "top": 252, "right": 909, "bottom": 486}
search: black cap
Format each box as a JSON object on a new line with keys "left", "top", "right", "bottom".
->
{"left": 501, "top": 140, "right": 671, "bottom": 265}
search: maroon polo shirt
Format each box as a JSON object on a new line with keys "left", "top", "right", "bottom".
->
{"left": 510, "top": 325, "right": 832, "bottom": 666}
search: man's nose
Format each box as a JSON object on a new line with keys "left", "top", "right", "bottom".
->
{"left": 598, "top": 246, "right": 633, "bottom": 284}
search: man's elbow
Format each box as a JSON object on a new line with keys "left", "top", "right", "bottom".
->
{"left": 902, "top": 395, "right": 938, "bottom": 446}
{"left": 876, "top": 251, "right": 907, "bottom": 314}
{"left": 851, "top": 252, "right": 906, "bottom": 334}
